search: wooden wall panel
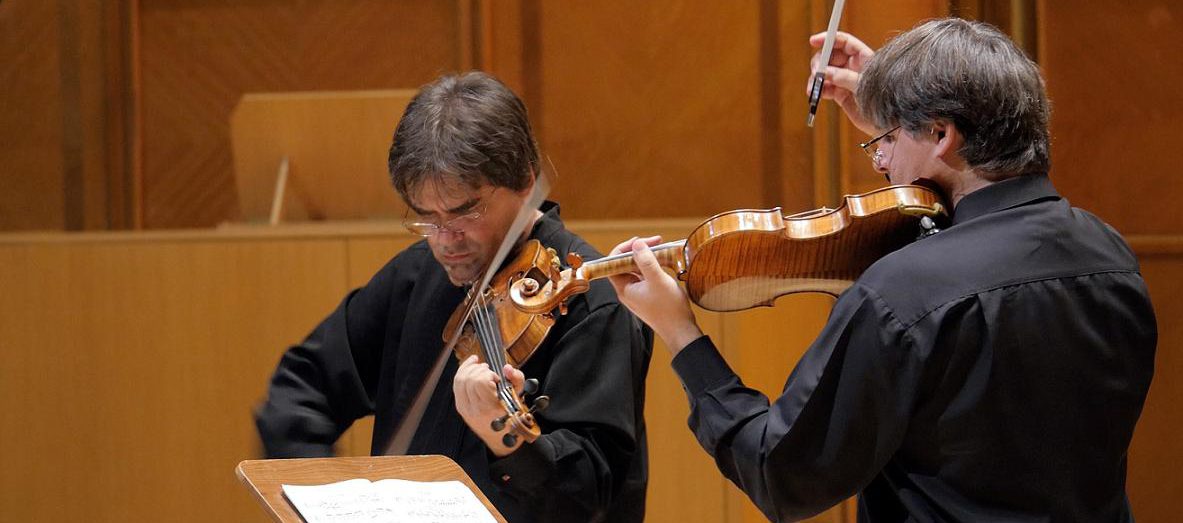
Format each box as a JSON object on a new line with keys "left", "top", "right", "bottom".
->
{"left": 490, "top": 0, "right": 835, "bottom": 221}
{"left": 5, "top": 223, "right": 1178, "bottom": 521}
{"left": 137, "top": 0, "right": 468, "bottom": 229}
{"left": 0, "top": 0, "right": 133, "bottom": 232}
{"left": 1039, "top": 1, "right": 1183, "bottom": 235}
{"left": 0, "top": 234, "right": 349, "bottom": 522}
{"left": 0, "top": 1, "right": 66, "bottom": 231}
{"left": 0, "top": 221, "right": 747, "bottom": 522}
{"left": 1125, "top": 244, "right": 1183, "bottom": 522}
{"left": 526, "top": 2, "right": 774, "bottom": 218}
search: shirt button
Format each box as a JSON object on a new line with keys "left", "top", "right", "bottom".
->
{"left": 501, "top": 474, "right": 511, "bottom": 482}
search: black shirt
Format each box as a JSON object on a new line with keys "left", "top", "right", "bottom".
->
{"left": 671, "top": 174, "right": 1157, "bottom": 522}
{"left": 256, "top": 202, "right": 653, "bottom": 523}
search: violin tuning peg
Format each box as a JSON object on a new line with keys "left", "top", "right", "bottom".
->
{"left": 502, "top": 433, "right": 519, "bottom": 447}
{"left": 566, "top": 252, "right": 584, "bottom": 270}
{"left": 491, "top": 414, "right": 509, "bottom": 432}
{"left": 518, "top": 277, "right": 541, "bottom": 298}
{"left": 523, "top": 378, "right": 539, "bottom": 395}
{"left": 530, "top": 395, "right": 551, "bottom": 413}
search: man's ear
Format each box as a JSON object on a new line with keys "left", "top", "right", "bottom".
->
{"left": 932, "top": 120, "right": 963, "bottom": 162}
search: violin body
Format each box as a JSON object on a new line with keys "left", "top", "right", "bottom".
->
{"left": 682, "top": 184, "right": 944, "bottom": 310}
{"left": 510, "top": 184, "right": 946, "bottom": 313}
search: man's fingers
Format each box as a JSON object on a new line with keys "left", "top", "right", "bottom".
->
{"left": 809, "top": 31, "right": 870, "bottom": 53}
{"left": 824, "top": 65, "right": 861, "bottom": 94}
{"left": 610, "top": 235, "right": 663, "bottom": 256}
{"left": 839, "top": 33, "right": 874, "bottom": 60}
{"left": 609, "top": 236, "right": 639, "bottom": 256}
{"left": 630, "top": 239, "right": 665, "bottom": 280}
{"left": 638, "top": 235, "right": 663, "bottom": 247}
{"left": 502, "top": 365, "right": 526, "bottom": 391}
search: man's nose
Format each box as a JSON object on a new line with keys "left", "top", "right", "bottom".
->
{"left": 433, "top": 228, "right": 465, "bottom": 244}
{"left": 872, "top": 153, "right": 890, "bottom": 174}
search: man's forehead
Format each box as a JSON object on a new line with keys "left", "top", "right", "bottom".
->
{"left": 406, "top": 177, "right": 490, "bottom": 212}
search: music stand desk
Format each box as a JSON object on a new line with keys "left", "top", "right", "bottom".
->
{"left": 236, "top": 455, "right": 506, "bottom": 522}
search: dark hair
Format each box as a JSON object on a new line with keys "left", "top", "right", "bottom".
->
{"left": 857, "top": 18, "right": 1051, "bottom": 180}
{"left": 387, "top": 72, "right": 539, "bottom": 199}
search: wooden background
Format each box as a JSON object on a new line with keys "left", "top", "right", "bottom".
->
{"left": 2, "top": 0, "right": 1181, "bottom": 521}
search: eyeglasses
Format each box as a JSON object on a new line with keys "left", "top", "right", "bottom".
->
{"left": 402, "top": 190, "right": 494, "bottom": 237}
{"left": 859, "top": 125, "right": 901, "bottom": 179}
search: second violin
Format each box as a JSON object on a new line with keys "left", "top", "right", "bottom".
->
{"left": 510, "top": 184, "right": 947, "bottom": 314}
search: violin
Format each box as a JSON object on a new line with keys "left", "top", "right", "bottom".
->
{"left": 510, "top": 184, "right": 947, "bottom": 314}
{"left": 442, "top": 239, "right": 562, "bottom": 448}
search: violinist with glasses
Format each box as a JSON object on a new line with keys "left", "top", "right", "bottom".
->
{"left": 255, "top": 72, "right": 652, "bottom": 523}
{"left": 609, "top": 18, "right": 1156, "bottom": 522}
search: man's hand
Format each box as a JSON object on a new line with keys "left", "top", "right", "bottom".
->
{"left": 606, "top": 237, "right": 703, "bottom": 355}
{"left": 807, "top": 31, "right": 877, "bottom": 135}
{"left": 453, "top": 355, "right": 528, "bottom": 457}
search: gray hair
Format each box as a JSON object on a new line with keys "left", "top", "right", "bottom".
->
{"left": 857, "top": 18, "right": 1051, "bottom": 180}
{"left": 387, "top": 72, "right": 539, "bottom": 200}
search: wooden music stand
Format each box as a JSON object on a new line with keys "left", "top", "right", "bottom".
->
{"left": 236, "top": 455, "right": 507, "bottom": 522}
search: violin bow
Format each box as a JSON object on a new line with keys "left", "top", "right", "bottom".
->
{"left": 806, "top": 0, "right": 847, "bottom": 127}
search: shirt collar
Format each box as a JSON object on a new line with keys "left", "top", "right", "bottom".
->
{"left": 530, "top": 200, "right": 563, "bottom": 241}
{"left": 951, "top": 173, "right": 1060, "bottom": 225}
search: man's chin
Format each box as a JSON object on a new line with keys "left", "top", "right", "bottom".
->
{"left": 442, "top": 266, "right": 480, "bottom": 286}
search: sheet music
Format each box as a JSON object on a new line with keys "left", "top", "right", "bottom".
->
{"left": 282, "top": 479, "right": 498, "bottom": 523}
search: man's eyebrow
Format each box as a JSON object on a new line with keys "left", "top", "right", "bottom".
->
{"left": 410, "top": 197, "right": 481, "bottom": 216}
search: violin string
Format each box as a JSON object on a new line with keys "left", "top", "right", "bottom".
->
{"left": 473, "top": 292, "right": 504, "bottom": 372}
{"left": 469, "top": 294, "right": 502, "bottom": 396}
{"left": 471, "top": 292, "right": 518, "bottom": 411}
{"left": 480, "top": 302, "right": 519, "bottom": 410}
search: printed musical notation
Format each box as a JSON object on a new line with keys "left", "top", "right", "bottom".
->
{"left": 282, "top": 478, "right": 497, "bottom": 523}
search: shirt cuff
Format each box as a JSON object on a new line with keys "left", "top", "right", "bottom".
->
{"left": 488, "top": 434, "right": 556, "bottom": 492}
{"left": 670, "top": 335, "right": 738, "bottom": 396}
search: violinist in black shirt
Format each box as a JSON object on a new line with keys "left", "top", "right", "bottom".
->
{"left": 609, "top": 18, "right": 1156, "bottom": 522}
{"left": 255, "top": 72, "right": 652, "bottom": 523}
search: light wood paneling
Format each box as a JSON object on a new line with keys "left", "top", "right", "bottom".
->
{"left": 5, "top": 221, "right": 1177, "bottom": 521}
{"left": 0, "top": 234, "right": 349, "bottom": 522}
{"left": 0, "top": 220, "right": 854, "bottom": 522}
